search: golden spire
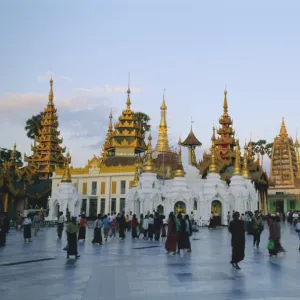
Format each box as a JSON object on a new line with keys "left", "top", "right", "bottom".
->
{"left": 131, "top": 163, "right": 140, "bottom": 187}
{"left": 248, "top": 134, "right": 254, "bottom": 160}
{"left": 209, "top": 126, "right": 217, "bottom": 173}
{"left": 174, "top": 137, "right": 185, "bottom": 177}
{"left": 61, "top": 151, "right": 72, "bottom": 182}
{"left": 279, "top": 117, "right": 288, "bottom": 138}
{"left": 233, "top": 139, "right": 241, "bottom": 176}
{"left": 126, "top": 73, "right": 131, "bottom": 109}
{"left": 10, "top": 143, "right": 17, "bottom": 162}
{"left": 49, "top": 77, "right": 54, "bottom": 103}
{"left": 109, "top": 110, "right": 113, "bottom": 132}
{"left": 155, "top": 90, "right": 170, "bottom": 152}
{"left": 143, "top": 134, "right": 154, "bottom": 172}
{"left": 242, "top": 143, "right": 250, "bottom": 179}
{"left": 223, "top": 88, "right": 228, "bottom": 116}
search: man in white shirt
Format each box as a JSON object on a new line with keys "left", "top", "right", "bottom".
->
{"left": 128, "top": 211, "right": 133, "bottom": 232}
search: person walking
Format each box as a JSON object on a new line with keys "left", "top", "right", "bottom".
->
{"left": 23, "top": 214, "right": 32, "bottom": 242}
{"left": 268, "top": 214, "right": 281, "bottom": 256}
{"left": 294, "top": 217, "right": 300, "bottom": 251}
{"left": 142, "top": 215, "right": 149, "bottom": 240}
{"left": 229, "top": 212, "right": 245, "bottom": 270}
{"left": 16, "top": 213, "right": 22, "bottom": 232}
{"left": 165, "top": 212, "right": 177, "bottom": 255}
{"left": 138, "top": 214, "right": 144, "bottom": 239}
{"left": 66, "top": 217, "right": 80, "bottom": 259}
{"left": 148, "top": 214, "right": 154, "bottom": 241}
{"left": 176, "top": 213, "right": 186, "bottom": 254}
{"left": 0, "top": 212, "right": 6, "bottom": 247}
{"left": 184, "top": 214, "right": 192, "bottom": 252}
{"left": 119, "top": 212, "right": 126, "bottom": 240}
{"left": 57, "top": 212, "right": 65, "bottom": 239}
{"left": 131, "top": 214, "right": 139, "bottom": 239}
{"left": 33, "top": 211, "right": 40, "bottom": 236}
{"left": 154, "top": 212, "right": 162, "bottom": 242}
{"left": 110, "top": 216, "right": 116, "bottom": 238}
{"left": 78, "top": 214, "right": 87, "bottom": 242}
{"left": 92, "top": 214, "right": 103, "bottom": 245}
{"left": 103, "top": 215, "right": 110, "bottom": 242}
{"left": 227, "top": 211, "right": 231, "bottom": 226}
{"left": 252, "top": 210, "right": 264, "bottom": 248}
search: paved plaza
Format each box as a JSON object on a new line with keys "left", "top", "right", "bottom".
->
{"left": 0, "top": 223, "right": 300, "bottom": 300}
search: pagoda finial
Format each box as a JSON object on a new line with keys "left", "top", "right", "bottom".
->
{"left": 190, "top": 117, "right": 194, "bottom": 131}
{"left": 49, "top": 77, "right": 54, "bottom": 103}
{"left": 279, "top": 117, "right": 288, "bottom": 138}
{"left": 155, "top": 90, "right": 170, "bottom": 152}
{"left": 174, "top": 137, "right": 185, "bottom": 177}
{"left": 242, "top": 144, "right": 250, "bottom": 179}
{"left": 223, "top": 88, "right": 228, "bottom": 116}
{"left": 109, "top": 110, "right": 113, "bottom": 132}
{"left": 61, "top": 150, "right": 72, "bottom": 182}
{"left": 233, "top": 139, "right": 241, "bottom": 176}
{"left": 131, "top": 162, "right": 140, "bottom": 187}
{"left": 126, "top": 73, "right": 131, "bottom": 109}
{"left": 10, "top": 143, "right": 17, "bottom": 162}
{"left": 143, "top": 134, "right": 154, "bottom": 172}
{"left": 209, "top": 127, "right": 217, "bottom": 173}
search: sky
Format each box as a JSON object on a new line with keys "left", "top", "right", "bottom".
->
{"left": 1, "top": 0, "right": 300, "bottom": 171}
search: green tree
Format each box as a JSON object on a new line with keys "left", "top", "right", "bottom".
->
{"left": 134, "top": 112, "right": 151, "bottom": 132}
{"left": 25, "top": 112, "right": 44, "bottom": 145}
{"left": 0, "top": 148, "right": 23, "bottom": 166}
{"left": 252, "top": 139, "right": 273, "bottom": 167}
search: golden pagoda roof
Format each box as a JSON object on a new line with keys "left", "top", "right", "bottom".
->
{"left": 155, "top": 93, "right": 170, "bottom": 152}
{"left": 279, "top": 118, "right": 288, "bottom": 138}
{"left": 24, "top": 78, "right": 66, "bottom": 176}
{"left": 174, "top": 138, "right": 185, "bottom": 177}
{"left": 143, "top": 134, "right": 154, "bottom": 172}
{"left": 107, "top": 87, "right": 147, "bottom": 155}
{"left": 61, "top": 151, "right": 72, "bottom": 182}
{"left": 182, "top": 128, "right": 202, "bottom": 147}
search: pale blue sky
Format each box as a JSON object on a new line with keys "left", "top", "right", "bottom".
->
{"left": 1, "top": 0, "right": 300, "bottom": 170}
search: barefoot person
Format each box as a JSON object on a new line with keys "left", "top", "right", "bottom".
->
{"left": 165, "top": 212, "right": 177, "bottom": 255}
{"left": 229, "top": 211, "right": 245, "bottom": 270}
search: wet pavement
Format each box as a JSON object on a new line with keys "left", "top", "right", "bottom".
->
{"left": 0, "top": 222, "right": 299, "bottom": 300}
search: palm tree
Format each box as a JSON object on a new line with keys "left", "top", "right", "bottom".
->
{"left": 252, "top": 140, "right": 273, "bottom": 167}
{"left": 25, "top": 112, "right": 44, "bottom": 145}
{"left": 134, "top": 112, "right": 151, "bottom": 132}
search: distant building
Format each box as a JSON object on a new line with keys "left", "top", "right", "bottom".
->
{"left": 268, "top": 118, "right": 300, "bottom": 212}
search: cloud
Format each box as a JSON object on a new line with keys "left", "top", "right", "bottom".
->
{"left": 37, "top": 72, "right": 72, "bottom": 82}
{"left": 75, "top": 85, "right": 144, "bottom": 95}
{"left": 86, "top": 140, "right": 105, "bottom": 151}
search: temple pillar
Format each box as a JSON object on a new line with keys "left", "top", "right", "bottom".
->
{"left": 97, "top": 197, "right": 101, "bottom": 215}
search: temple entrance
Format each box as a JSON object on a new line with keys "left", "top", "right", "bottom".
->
{"left": 211, "top": 200, "right": 222, "bottom": 226}
{"left": 174, "top": 201, "right": 186, "bottom": 215}
{"left": 157, "top": 204, "right": 164, "bottom": 215}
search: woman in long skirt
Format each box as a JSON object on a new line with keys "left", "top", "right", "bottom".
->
{"left": 176, "top": 213, "right": 186, "bottom": 254}
{"left": 131, "top": 214, "right": 138, "bottom": 239}
{"left": 184, "top": 214, "right": 192, "bottom": 252}
{"left": 66, "top": 217, "right": 79, "bottom": 259}
{"left": 92, "top": 214, "right": 103, "bottom": 245}
{"left": 119, "top": 214, "right": 126, "bottom": 240}
{"left": 229, "top": 212, "right": 245, "bottom": 269}
{"left": 78, "top": 215, "right": 87, "bottom": 241}
{"left": 165, "top": 212, "right": 177, "bottom": 255}
{"left": 23, "top": 215, "right": 32, "bottom": 242}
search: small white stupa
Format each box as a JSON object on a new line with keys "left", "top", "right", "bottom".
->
{"left": 47, "top": 151, "right": 82, "bottom": 220}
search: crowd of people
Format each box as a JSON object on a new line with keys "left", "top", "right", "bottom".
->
{"left": 1, "top": 208, "right": 300, "bottom": 267}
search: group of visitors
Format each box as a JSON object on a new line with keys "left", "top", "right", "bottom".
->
{"left": 165, "top": 212, "right": 192, "bottom": 255}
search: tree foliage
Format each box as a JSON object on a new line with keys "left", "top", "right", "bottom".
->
{"left": 134, "top": 112, "right": 151, "bottom": 132}
{"left": 0, "top": 148, "right": 23, "bottom": 166}
{"left": 252, "top": 140, "right": 273, "bottom": 159}
{"left": 25, "top": 112, "right": 44, "bottom": 141}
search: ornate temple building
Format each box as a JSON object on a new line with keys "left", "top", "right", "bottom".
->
{"left": 51, "top": 87, "right": 148, "bottom": 218}
{"left": 126, "top": 124, "right": 258, "bottom": 225}
{"left": 198, "top": 90, "right": 268, "bottom": 212}
{"left": 268, "top": 119, "right": 300, "bottom": 212}
{"left": 24, "top": 78, "right": 66, "bottom": 179}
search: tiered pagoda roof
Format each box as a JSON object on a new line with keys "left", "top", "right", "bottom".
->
{"left": 107, "top": 87, "right": 147, "bottom": 156}
{"left": 154, "top": 94, "right": 171, "bottom": 152}
{"left": 270, "top": 118, "right": 298, "bottom": 187}
{"left": 182, "top": 128, "right": 202, "bottom": 146}
{"left": 24, "top": 78, "right": 66, "bottom": 179}
{"left": 215, "top": 89, "right": 235, "bottom": 161}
